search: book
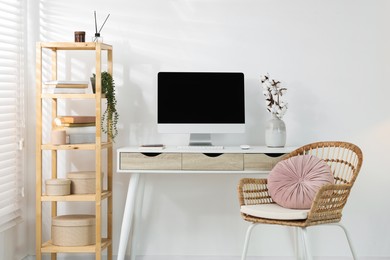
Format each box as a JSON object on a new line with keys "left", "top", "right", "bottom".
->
{"left": 44, "top": 80, "right": 89, "bottom": 88}
{"left": 139, "top": 144, "right": 165, "bottom": 150}
{"left": 59, "top": 122, "right": 96, "bottom": 127}
{"left": 54, "top": 116, "right": 96, "bottom": 126}
{"left": 68, "top": 133, "right": 96, "bottom": 144}
{"left": 64, "top": 126, "right": 96, "bottom": 134}
{"left": 43, "top": 88, "right": 86, "bottom": 94}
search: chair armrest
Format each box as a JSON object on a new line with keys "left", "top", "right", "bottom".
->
{"left": 237, "top": 178, "right": 273, "bottom": 206}
{"left": 307, "top": 183, "right": 353, "bottom": 223}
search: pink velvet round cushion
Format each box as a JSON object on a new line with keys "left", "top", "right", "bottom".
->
{"left": 268, "top": 155, "right": 334, "bottom": 209}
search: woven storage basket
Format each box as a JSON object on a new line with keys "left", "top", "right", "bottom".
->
{"left": 45, "top": 179, "right": 71, "bottom": 196}
{"left": 52, "top": 214, "right": 95, "bottom": 246}
{"left": 67, "top": 171, "right": 103, "bottom": 194}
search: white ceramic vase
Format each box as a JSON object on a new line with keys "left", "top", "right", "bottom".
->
{"left": 265, "top": 114, "right": 286, "bottom": 147}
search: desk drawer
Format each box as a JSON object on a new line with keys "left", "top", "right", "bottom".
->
{"left": 244, "top": 153, "right": 285, "bottom": 171}
{"left": 120, "top": 152, "right": 182, "bottom": 170}
{"left": 182, "top": 153, "right": 243, "bottom": 170}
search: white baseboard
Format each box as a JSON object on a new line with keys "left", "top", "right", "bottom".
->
{"left": 22, "top": 255, "right": 390, "bottom": 260}
{"left": 135, "top": 257, "right": 389, "bottom": 260}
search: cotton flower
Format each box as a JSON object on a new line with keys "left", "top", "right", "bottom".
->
{"left": 279, "top": 101, "right": 287, "bottom": 108}
{"left": 270, "top": 105, "right": 279, "bottom": 114}
{"left": 262, "top": 81, "right": 272, "bottom": 90}
{"left": 260, "top": 74, "right": 288, "bottom": 119}
{"left": 260, "top": 74, "right": 269, "bottom": 83}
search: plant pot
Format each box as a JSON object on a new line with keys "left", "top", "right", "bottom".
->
{"left": 90, "top": 77, "right": 96, "bottom": 94}
{"left": 265, "top": 114, "right": 286, "bottom": 147}
{"left": 90, "top": 77, "right": 106, "bottom": 94}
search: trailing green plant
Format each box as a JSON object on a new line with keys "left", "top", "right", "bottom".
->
{"left": 92, "top": 72, "right": 119, "bottom": 141}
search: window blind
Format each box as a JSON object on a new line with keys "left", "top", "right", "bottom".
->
{"left": 0, "top": 0, "right": 25, "bottom": 233}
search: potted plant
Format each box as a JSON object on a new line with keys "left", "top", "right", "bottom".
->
{"left": 91, "top": 72, "right": 119, "bottom": 141}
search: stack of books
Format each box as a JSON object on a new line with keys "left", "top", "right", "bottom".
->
{"left": 54, "top": 116, "right": 96, "bottom": 127}
{"left": 54, "top": 116, "right": 96, "bottom": 144}
{"left": 43, "top": 81, "right": 89, "bottom": 94}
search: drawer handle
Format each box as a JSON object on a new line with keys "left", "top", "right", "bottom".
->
{"left": 264, "top": 153, "right": 285, "bottom": 158}
{"left": 141, "top": 153, "right": 161, "bottom": 157}
{"left": 203, "top": 153, "right": 223, "bottom": 157}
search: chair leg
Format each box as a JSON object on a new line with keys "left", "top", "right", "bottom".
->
{"left": 333, "top": 223, "right": 357, "bottom": 260}
{"left": 300, "top": 227, "right": 313, "bottom": 260}
{"left": 241, "top": 223, "right": 257, "bottom": 260}
{"left": 295, "top": 228, "right": 304, "bottom": 260}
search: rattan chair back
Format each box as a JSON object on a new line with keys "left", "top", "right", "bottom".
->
{"left": 283, "top": 141, "right": 363, "bottom": 186}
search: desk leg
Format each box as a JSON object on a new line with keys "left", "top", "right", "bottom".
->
{"left": 130, "top": 174, "right": 145, "bottom": 260}
{"left": 117, "top": 173, "right": 140, "bottom": 260}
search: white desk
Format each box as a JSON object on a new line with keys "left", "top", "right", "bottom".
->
{"left": 116, "top": 146, "right": 295, "bottom": 260}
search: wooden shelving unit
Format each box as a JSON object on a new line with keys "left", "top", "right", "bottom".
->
{"left": 35, "top": 42, "right": 113, "bottom": 260}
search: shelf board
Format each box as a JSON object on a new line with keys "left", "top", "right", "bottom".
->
{"left": 41, "top": 142, "right": 112, "bottom": 150}
{"left": 41, "top": 238, "right": 111, "bottom": 253}
{"left": 39, "top": 42, "right": 112, "bottom": 51}
{"left": 41, "top": 191, "right": 112, "bottom": 202}
{"left": 41, "top": 93, "right": 106, "bottom": 99}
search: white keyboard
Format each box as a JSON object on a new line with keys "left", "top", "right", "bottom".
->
{"left": 177, "top": 145, "right": 224, "bottom": 150}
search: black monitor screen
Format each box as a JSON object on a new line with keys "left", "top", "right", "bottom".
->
{"left": 158, "top": 72, "right": 245, "bottom": 124}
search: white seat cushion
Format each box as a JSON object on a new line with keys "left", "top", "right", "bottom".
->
{"left": 240, "top": 203, "right": 309, "bottom": 220}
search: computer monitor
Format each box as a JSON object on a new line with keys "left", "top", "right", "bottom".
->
{"left": 157, "top": 72, "right": 245, "bottom": 146}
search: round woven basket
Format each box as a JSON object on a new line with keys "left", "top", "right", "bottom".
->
{"left": 52, "top": 214, "right": 95, "bottom": 246}
{"left": 67, "top": 171, "right": 103, "bottom": 194}
{"left": 45, "top": 179, "right": 71, "bottom": 196}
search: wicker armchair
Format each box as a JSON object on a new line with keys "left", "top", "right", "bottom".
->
{"left": 238, "top": 141, "right": 363, "bottom": 260}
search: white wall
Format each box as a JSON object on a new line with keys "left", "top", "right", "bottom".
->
{"left": 22, "top": 0, "right": 390, "bottom": 259}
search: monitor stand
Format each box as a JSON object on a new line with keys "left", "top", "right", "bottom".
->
{"left": 189, "top": 133, "right": 212, "bottom": 146}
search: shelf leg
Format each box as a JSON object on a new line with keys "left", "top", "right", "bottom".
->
{"left": 117, "top": 173, "right": 140, "bottom": 260}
